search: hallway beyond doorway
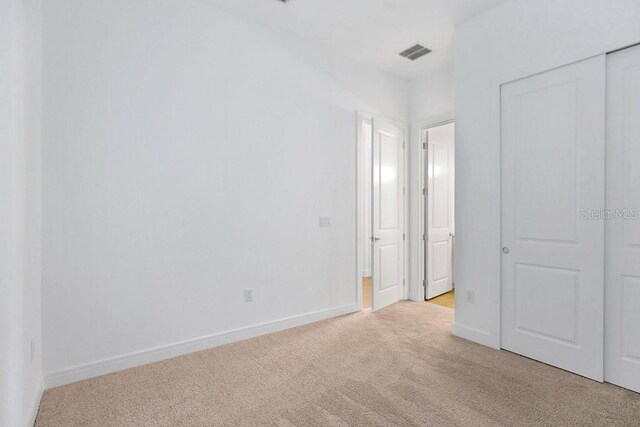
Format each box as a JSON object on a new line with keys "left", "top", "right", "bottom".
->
{"left": 362, "top": 277, "right": 372, "bottom": 309}
{"left": 428, "top": 290, "right": 454, "bottom": 309}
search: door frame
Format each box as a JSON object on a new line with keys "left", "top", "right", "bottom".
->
{"left": 356, "top": 112, "right": 408, "bottom": 310}
{"left": 411, "top": 117, "right": 455, "bottom": 302}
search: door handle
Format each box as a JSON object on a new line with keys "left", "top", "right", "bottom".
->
{"left": 502, "top": 246, "right": 510, "bottom": 254}
{"left": 372, "top": 236, "right": 381, "bottom": 241}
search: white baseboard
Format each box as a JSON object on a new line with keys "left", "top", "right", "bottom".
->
{"left": 361, "top": 270, "right": 371, "bottom": 277}
{"left": 452, "top": 323, "right": 499, "bottom": 349}
{"left": 45, "top": 303, "right": 358, "bottom": 389}
{"left": 27, "top": 381, "right": 44, "bottom": 426}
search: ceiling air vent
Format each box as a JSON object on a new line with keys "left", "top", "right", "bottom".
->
{"left": 399, "top": 44, "right": 432, "bottom": 61}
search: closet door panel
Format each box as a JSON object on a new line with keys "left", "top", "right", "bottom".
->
{"left": 501, "top": 55, "right": 606, "bottom": 381}
{"left": 605, "top": 44, "right": 640, "bottom": 393}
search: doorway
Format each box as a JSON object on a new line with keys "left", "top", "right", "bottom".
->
{"left": 419, "top": 121, "right": 455, "bottom": 308}
{"left": 357, "top": 113, "right": 407, "bottom": 312}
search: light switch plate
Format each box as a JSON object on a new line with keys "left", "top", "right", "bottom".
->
{"left": 319, "top": 216, "right": 332, "bottom": 227}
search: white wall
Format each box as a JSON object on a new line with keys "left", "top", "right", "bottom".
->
{"left": 0, "top": 0, "right": 43, "bottom": 425}
{"left": 409, "top": 61, "right": 455, "bottom": 124}
{"left": 407, "top": 61, "right": 455, "bottom": 301}
{"left": 41, "top": 0, "right": 408, "bottom": 385}
{"left": 454, "top": 0, "right": 640, "bottom": 347}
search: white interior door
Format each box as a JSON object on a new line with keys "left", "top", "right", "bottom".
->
{"left": 501, "top": 55, "right": 606, "bottom": 381}
{"left": 372, "top": 117, "right": 404, "bottom": 311}
{"left": 425, "top": 122, "right": 455, "bottom": 300}
{"left": 605, "top": 44, "right": 640, "bottom": 393}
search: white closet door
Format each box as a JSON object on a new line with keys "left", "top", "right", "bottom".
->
{"left": 501, "top": 55, "right": 606, "bottom": 381}
{"left": 605, "top": 45, "right": 640, "bottom": 393}
{"left": 371, "top": 117, "right": 404, "bottom": 311}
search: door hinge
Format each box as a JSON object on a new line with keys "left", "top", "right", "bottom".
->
{"left": 422, "top": 188, "right": 426, "bottom": 196}
{"left": 423, "top": 234, "right": 427, "bottom": 241}
{"left": 403, "top": 141, "right": 406, "bottom": 149}
{"left": 423, "top": 142, "right": 427, "bottom": 149}
{"left": 403, "top": 187, "right": 405, "bottom": 196}
{"left": 403, "top": 233, "right": 405, "bottom": 241}
{"left": 403, "top": 278, "right": 406, "bottom": 287}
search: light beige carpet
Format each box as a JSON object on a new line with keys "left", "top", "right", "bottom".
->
{"left": 36, "top": 302, "right": 640, "bottom": 426}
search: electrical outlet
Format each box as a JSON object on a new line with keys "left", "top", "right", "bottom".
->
{"left": 319, "top": 216, "right": 332, "bottom": 227}
{"left": 465, "top": 290, "right": 475, "bottom": 304}
{"left": 244, "top": 288, "right": 254, "bottom": 302}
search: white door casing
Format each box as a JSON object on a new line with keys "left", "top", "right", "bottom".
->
{"left": 362, "top": 120, "right": 373, "bottom": 278}
{"left": 501, "top": 55, "right": 606, "bottom": 381}
{"left": 372, "top": 117, "right": 405, "bottom": 311}
{"left": 426, "top": 122, "right": 455, "bottom": 300}
{"left": 605, "top": 44, "right": 640, "bottom": 393}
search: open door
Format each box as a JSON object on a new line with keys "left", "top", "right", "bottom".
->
{"left": 371, "top": 116, "right": 404, "bottom": 311}
{"left": 425, "top": 122, "right": 455, "bottom": 300}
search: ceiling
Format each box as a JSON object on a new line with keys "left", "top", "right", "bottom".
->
{"left": 201, "top": 0, "right": 506, "bottom": 80}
